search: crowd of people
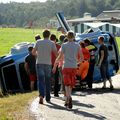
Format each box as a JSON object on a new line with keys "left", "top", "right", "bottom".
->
{"left": 24, "top": 29, "right": 114, "bottom": 109}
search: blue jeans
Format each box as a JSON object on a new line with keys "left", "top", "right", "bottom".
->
{"left": 36, "top": 64, "right": 52, "bottom": 101}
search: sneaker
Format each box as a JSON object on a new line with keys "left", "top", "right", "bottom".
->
{"left": 68, "top": 97, "right": 72, "bottom": 109}
{"left": 110, "top": 85, "right": 114, "bottom": 90}
{"left": 64, "top": 97, "right": 68, "bottom": 107}
{"left": 64, "top": 96, "right": 69, "bottom": 107}
{"left": 54, "top": 94, "right": 59, "bottom": 97}
{"left": 39, "top": 97, "right": 43, "bottom": 104}
{"left": 46, "top": 100, "right": 51, "bottom": 103}
{"left": 64, "top": 102, "right": 68, "bottom": 107}
{"left": 102, "top": 86, "right": 106, "bottom": 89}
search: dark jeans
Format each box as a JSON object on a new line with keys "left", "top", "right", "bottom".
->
{"left": 36, "top": 64, "right": 52, "bottom": 101}
{"left": 52, "top": 66, "right": 59, "bottom": 96}
{"left": 100, "top": 61, "right": 110, "bottom": 81}
{"left": 86, "top": 62, "right": 95, "bottom": 89}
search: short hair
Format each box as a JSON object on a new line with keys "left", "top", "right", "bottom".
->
{"left": 35, "top": 34, "right": 41, "bottom": 41}
{"left": 84, "top": 39, "right": 91, "bottom": 45}
{"left": 98, "top": 36, "right": 105, "bottom": 42}
{"left": 50, "top": 34, "right": 57, "bottom": 41}
{"left": 67, "top": 31, "right": 75, "bottom": 39}
{"left": 28, "top": 46, "right": 33, "bottom": 52}
{"left": 64, "top": 37, "right": 68, "bottom": 43}
{"left": 43, "top": 29, "right": 51, "bottom": 38}
{"left": 57, "top": 27, "right": 65, "bottom": 31}
{"left": 80, "top": 41, "right": 85, "bottom": 48}
{"left": 59, "top": 34, "right": 65, "bottom": 42}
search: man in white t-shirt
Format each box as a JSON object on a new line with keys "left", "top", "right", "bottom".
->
{"left": 32, "top": 29, "right": 57, "bottom": 104}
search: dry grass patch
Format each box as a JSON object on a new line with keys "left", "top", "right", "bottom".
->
{"left": 0, "top": 91, "right": 38, "bottom": 120}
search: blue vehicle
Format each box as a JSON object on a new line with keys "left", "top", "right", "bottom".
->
{"left": 0, "top": 42, "right": 34, "bottom": 94}
{"left": 0, "top": 13, "right": 120, "bottom": 95}
{"left": 56, "top": 12, "right": 120, "bottom": 82}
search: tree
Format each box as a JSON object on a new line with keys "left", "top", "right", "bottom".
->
{"left": 0, "top": 0, "right": 119, "bottom": 27}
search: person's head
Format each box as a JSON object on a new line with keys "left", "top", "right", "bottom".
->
{"left": 50, "top": 34, "right": 57, "bottom": 42}
{"left": 84, "top": 39, "right": 91, "bottom": 46}
{"left": 67, "top": 31, "right": 75, "bottom": 41}
{"left": 28, "top": 46, "right": 33, "bottom": 53}
{"left": 64, "top": 37, "right": 68, "bottom": 43}
{"left": 35, "top": 34, "right": 41, "bottom": 41}
{"left": 59, "top": 34, "right": 65, "bottom": 43}
{"left": 98, "top": 36, "right": 105, "bottom": 44}
{"left": 80, "top": 41, "right": 85, "bottom": 48}
{"left": 43, "top": 29, "right": 51, "bottom": 39}
{"left": 57, "top": 27, "right": 66, "bottom": 35}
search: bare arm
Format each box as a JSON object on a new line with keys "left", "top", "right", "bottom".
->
{"left": 53, "top": 49, "right": 58, "bottom": 58}
{"left": 32, "top": 48, "right": 37, "bottom": 56}
{"left": 52, "top": 51, "right": 64, "bottom": 73}
{"left": 24, "top": 62, "right": 29, "bottom": 74}
{"left": 77, "top": 48, "right": 84, "bottom": 64}
{"left": 56, "top": 51, "right": 64, "bottom": 62}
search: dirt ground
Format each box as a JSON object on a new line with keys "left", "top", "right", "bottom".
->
{"left": 29, "top": 74, "right": 120, "bottom": 120}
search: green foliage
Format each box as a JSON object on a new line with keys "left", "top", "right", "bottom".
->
{"left": 0, "top": 0, "right": 119, "bottom": 27}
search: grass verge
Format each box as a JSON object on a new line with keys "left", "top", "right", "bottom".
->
{"left": 0, "top": 91, "right": 38, "bottom": 120}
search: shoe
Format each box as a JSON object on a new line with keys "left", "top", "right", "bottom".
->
{"left": 54, "top": 94, "right": 59, "bottom": 97}
{"left": 39, "top": 97, "right": 43, "bottom": 104}
{"left": 64, "top": 97, "right": 68, "bottom": 107}
{"left": 64, "top": 102, "right": 68, "bottom": 107}
{"left": 46, "top": 95, "right": 51, "bottom": 102}
{"left": 46, "top": 100, "right": 51, "bottom": 103}
{"left": 64, "top": 101, "right": 68, "bottom": 107}
{"left": 68, "top": 97, "right": 72, "bottom": 109}
{"left": 110, "top": 85, "right": 114, "bottom": 90}
{"left": 102, "top": 86, "right": 106, "bottom": 89}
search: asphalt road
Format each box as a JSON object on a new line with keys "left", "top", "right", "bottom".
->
{"left": 29, "top": 74, "right": 120, "bottom": 120}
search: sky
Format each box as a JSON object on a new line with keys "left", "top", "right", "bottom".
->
{"left": 0, "top": 0, "right": 47, "bottom": 3}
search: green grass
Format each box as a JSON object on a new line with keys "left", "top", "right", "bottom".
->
{"left": 0, "top": 91, "right": 38, "bottom": 120}
{"left": 0, "top": 28, "right": 59, "bottom": 56}
{"left": 116, "top": 37, "right": 120, "bottom": 50}
{"left": 0, "top": 28, "right": 120, "bottom": 56}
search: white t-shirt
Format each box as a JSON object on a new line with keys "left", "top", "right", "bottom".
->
{"left": 61, "top": 41, "right": 80, "bottom": 68}
{"left": 34, "top": 39, "right": 57, "bottom": 65}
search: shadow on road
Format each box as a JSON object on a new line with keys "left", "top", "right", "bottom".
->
{"left": 45, "top": 100, "right": 106, "bottom": 120}
{"left": 73, "top": 100, "right": 95, "bottom": 108}
{"left": 72, "top": 88, "right": 120, "bottom": 96}
{"left": 45, "top": 101, "right": 67, "bottom": 110}
{"left": 72, "top": 108, "right": 106, "bottom": 120}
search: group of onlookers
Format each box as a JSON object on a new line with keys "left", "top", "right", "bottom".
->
{"left": 24, "top": 29, "right": 114, "bottom": 109}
